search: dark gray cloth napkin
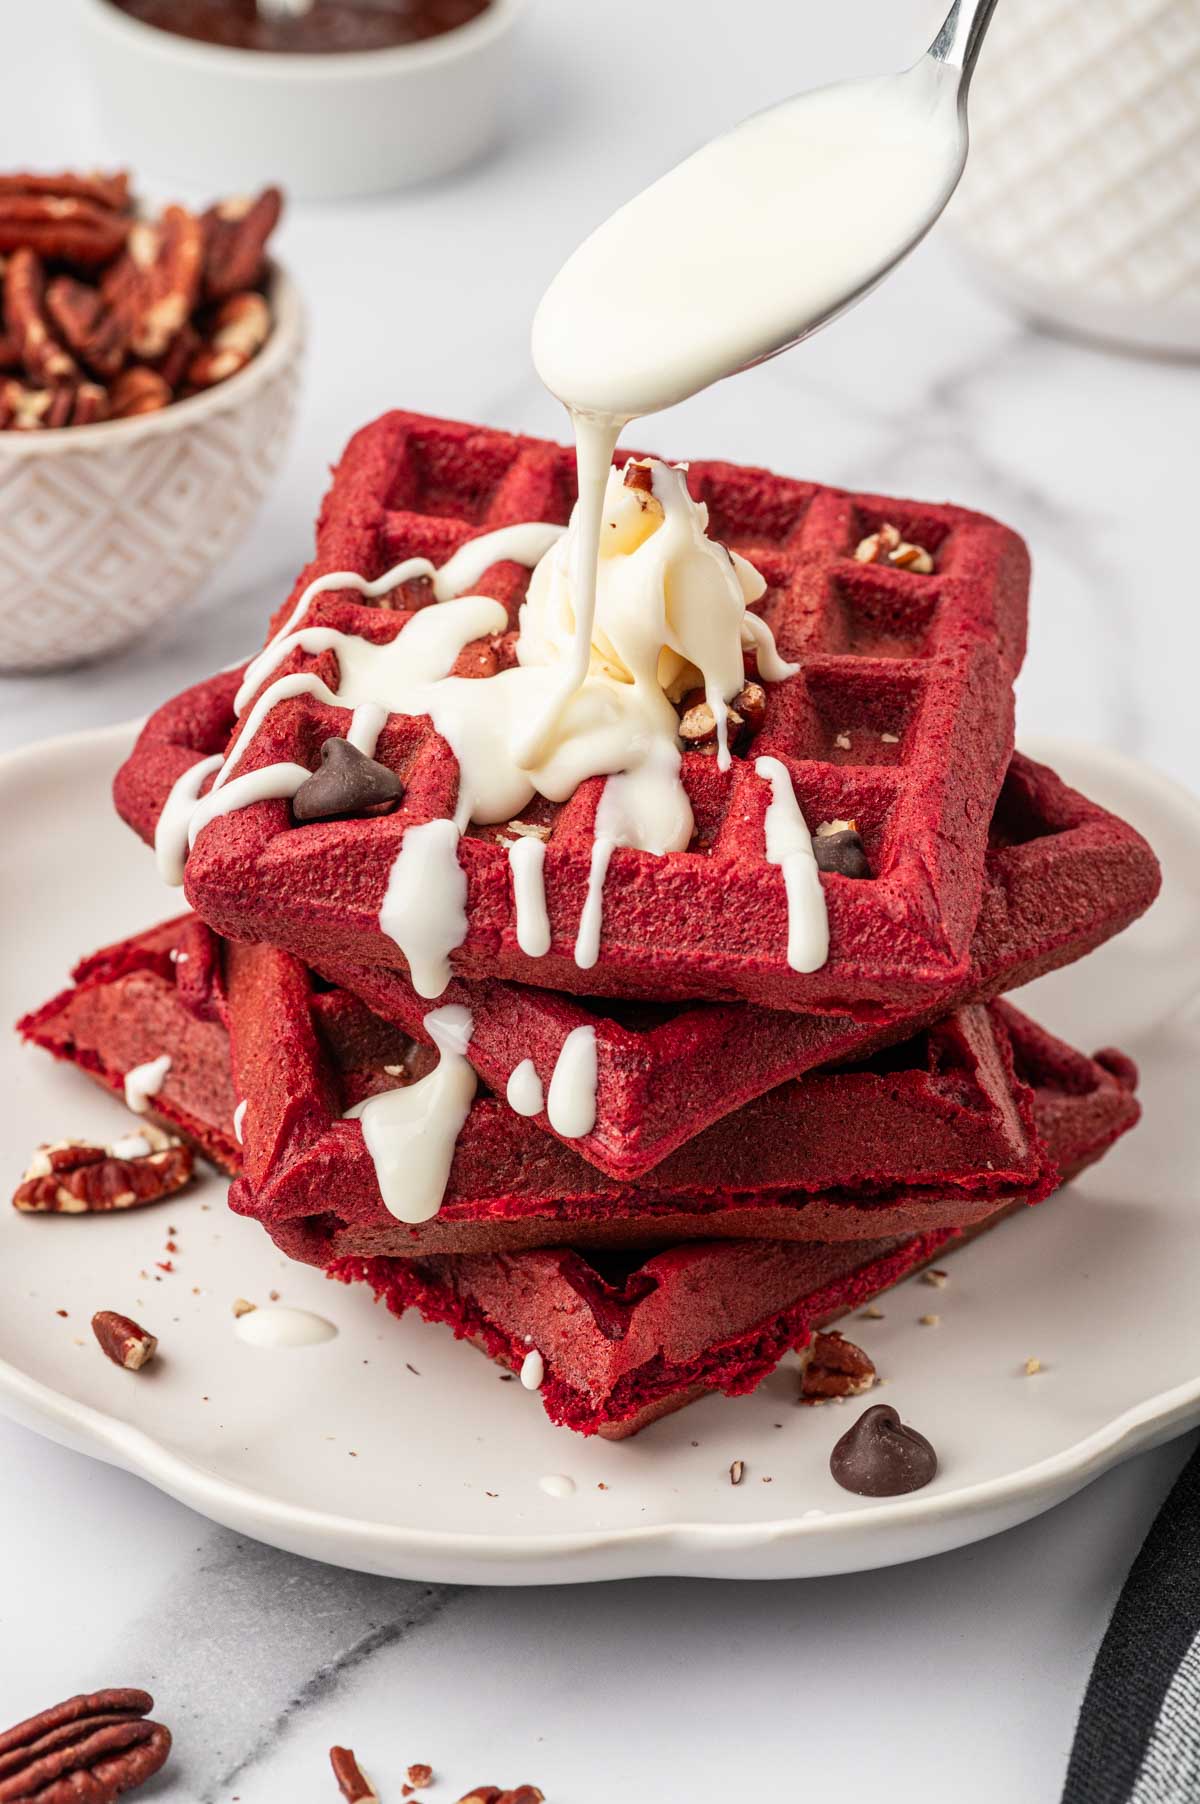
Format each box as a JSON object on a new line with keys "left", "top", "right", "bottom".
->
{"left": 1063, "top": 1442, "right": 1200, "bottom": 1804}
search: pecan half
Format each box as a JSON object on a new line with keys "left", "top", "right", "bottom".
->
{"left": 202, "top": 186, "right": 283, "bottom": 300}
{"left": 799, "top": 1330, "right": 878, "bottom": 1404}
{"left": 45, "top": 274, "right": 127, "bottom": 379}
{"left": 0, "top": 1688, "right": 171, "bottom": 1803}
{"left": 187, "top": 289, "right": 271, "bottom": 389}
{"left": 108, "top": 366, "right": 172, "bottom": 419}
{"left": 3, "top": 247, "right": 78, "bottom": 384}
{"left": 0, "top": 171, "right": 131, "bottom": 213}
{"left": 0, "top": 194, "right": 131, "bottom": 267}
{"left": 92, "top": 1311, "right": 158, "bottom": 1372}
{"left": 102, "top": 206, "right": 205, "bottom": 361}
{"left": 13, "top": 1124, "right": 193, "bottom": 1214}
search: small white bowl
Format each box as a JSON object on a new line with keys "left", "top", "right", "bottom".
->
{"left": 0, "top": 263, "right": 303, "bottom": 673}
{"left": 77, "top": 0, "right": 530, "bottom": 200}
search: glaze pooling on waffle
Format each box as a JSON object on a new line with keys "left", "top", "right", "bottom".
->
{"left": 114, "top": 411, "right": 1031, "bottom": 1014}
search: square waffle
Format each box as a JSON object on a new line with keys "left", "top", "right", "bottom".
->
{"left": 116, "top": 685, "right": 1159, "bottom": 1180}
{"left": 114, "top": 410, "right": 1032, "bottom": 1016}
{"left": 19, "top": 919, "right": 1140, "bottom": 1259}
{"left": 321, "top": 1031, "right": 1136, "bottom": 1440}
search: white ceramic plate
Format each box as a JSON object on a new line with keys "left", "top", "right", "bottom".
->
{"left": 1, "top": 724, "right": 1197, "bottom": 1585}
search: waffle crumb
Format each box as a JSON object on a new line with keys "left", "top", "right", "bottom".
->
{"left": 232, "top": 1297, "right": 256, "bottom": 1317}
{"left": 1024, "top": 1357, "right": 1043, "bottom": 1376}
{"left": 835, "top": 732, "right": 851, "bottom": 750}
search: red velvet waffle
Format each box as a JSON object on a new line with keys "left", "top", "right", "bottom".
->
{"left": 226, "top": 933, "right": 1058, "bottom": 1252}
{"left": 325, "top": 1034, "right": 1138, "bottom": 1439}
{"left": 115, "top": 661, "right": 1158, "bottom": 1181}
{"left": 114, "top": 410, "right": 1031, "bottom": 1016}
{"left": 17, "top": 916, "right": 239, "bottom": 1174}
{"left": 19, "top": 918, "right": 1141, "bottom": 1256}
{"left": 314, "top": 751, "right": 1158, "bottom": 1179}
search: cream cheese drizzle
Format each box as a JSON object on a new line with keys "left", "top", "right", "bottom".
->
{"left": 234, "top": 1306, "right": 337, "bottom": 1349}
{"left": 506, "top": 1058, "right": 544, "bottom": 1117}
{"left": 123, "top": 1054, "right": 171, "bottom": 1114}
{"left": 507, "top": 834, "right": 551, "bottom": 958}
{"left": 155, "top": 754, "right": 223, "bottom": 884}
{"left": 378, "top": 820, "right": 467, "bottom": 1000}
{"left": 755, "top": 755, "right": 829, "bottom": 973}
{"left": 520, "top": 1348, "right": 545, "bottom": 1390}
{"left": 545, "top": 1025, "right": 598, "bottom": 1139}
{"left": 344, "top": 1005, "right": 476, "bottom": 1223}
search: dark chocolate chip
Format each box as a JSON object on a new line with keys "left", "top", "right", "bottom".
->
{"left": 814, "top": 829, "right": 871, "bottom": 880}
{"left": 292, "top": 736, "right": 402, "bottom": 823}
{"left": 829, "top": 1403, "right": 937, "bottom": 1496}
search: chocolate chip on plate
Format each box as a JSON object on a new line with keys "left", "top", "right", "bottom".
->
{"left": 813, "top": 828, "right": 871, "bottom": 879}
{"left": 829, "top": 1403, "right": 937, "bottom": 1496}
{"left": 292, "top": 737, "right": 402, "bottom": 823}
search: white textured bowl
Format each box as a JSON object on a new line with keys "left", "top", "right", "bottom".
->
{"left": 0, "top": 264, "right": 303, "bottom": 674}
{"left": 77, "top": 0, "right": 530, "bottom": 200}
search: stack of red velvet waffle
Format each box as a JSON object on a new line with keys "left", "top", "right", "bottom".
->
{"left": 19, "top": 413, "right": 1159, "bottom": 1439}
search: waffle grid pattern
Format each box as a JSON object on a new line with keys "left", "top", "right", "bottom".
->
{"left": 116, "top": 411, "right": 1030, "bottom": 1016}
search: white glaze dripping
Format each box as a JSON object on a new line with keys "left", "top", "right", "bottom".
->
{"left": 377, "top": 821, "right": 467, "bottom": 1000}
{"left": 755, "top": 756, "right": 829, "bottom": 973}
{"left": 520, "top": 1348, "right": 545, "bottom": 1390}
{"left": 507, "top": 834, "right": 551, "bottom": 958}
{"left": 506, "top": 1059, "right": 544, "bottom": 1118}
{"left": 123, "top": 1054, "right": 171, "bottom": 1114}
{"left": 545, "top": 1026, "right": 598, "bottom": 1139}
{"left": 155, "top": 754, "right": 224, "bottom": 886}
{"left": 344, "top": 1005, "right": 475, "bottom": 1223}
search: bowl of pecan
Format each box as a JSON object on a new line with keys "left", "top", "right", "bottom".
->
{"left": 78, "top": 0, "right": 529, "bottom": 200}
{"left": 0, "top": 172, "right": 302, "bottom": 673}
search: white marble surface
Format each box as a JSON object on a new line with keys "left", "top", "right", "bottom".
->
{"left": 2, "top": 1, "right": 1198, "bottom": 1798}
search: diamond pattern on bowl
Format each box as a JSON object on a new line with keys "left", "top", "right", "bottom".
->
{"left": 0, "top": 346, "right": 300, "bottom": 672}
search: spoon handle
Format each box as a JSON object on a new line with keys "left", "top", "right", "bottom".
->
{"left": 928, "top": 0, "right": 1000, "bottom": 82}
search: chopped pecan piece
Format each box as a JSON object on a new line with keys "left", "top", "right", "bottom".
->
{"left": 854, "top": 521, "right": 934, "bottom": 574}
{"left": 187, "top": 289, "right": 271, "bottom": 388}
{"left": 3, "top": 247, "right": 78, "bottom": 384}
{"left": 678, "top": 680, "right": 765, "bottom": 752}
{"left": 202, "top": 186, "right": 283, "bottom": 299}
{"left": 0, "top": 193, "right": 131, "bottom": 266}
{"left": 0, "top": 378, "right": 53, "bottom": 430}
{"left": 45, "top": 274, "right": 127, "bottom": 379}
{"left": 623, "top": 459, "right": 654, "bottom": 493}
{"left": 799, "top": 1330, "right": 878, "bottom": 1404}
{"left": 13, "top": 1124, "right": 193, "bottom": 1214}
{"left": 153, "top": 320, "right": 200, "bottom": 391}
{"left": 330, "top": 1745, "right": 378, "bottom": 1803}
{"left": 108, "top": 366, "right": 173, "bottom": 419}
{"left": 0, "top": 1688, "right": 171, "bottom": 1803}
{"left": 406, "top": 1763, "right": 434, "bottom": 1788}
{"left": 92, "top": 1310, "right": 158, "bottom": 1371}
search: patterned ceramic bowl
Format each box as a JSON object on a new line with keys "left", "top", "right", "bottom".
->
{"left": 0, "top": 262, "right": 303, "bottom": 673}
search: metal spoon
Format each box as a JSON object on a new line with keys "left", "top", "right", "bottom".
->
{"left": 533, "top": 0, "right": 1003, "bottom": 421}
